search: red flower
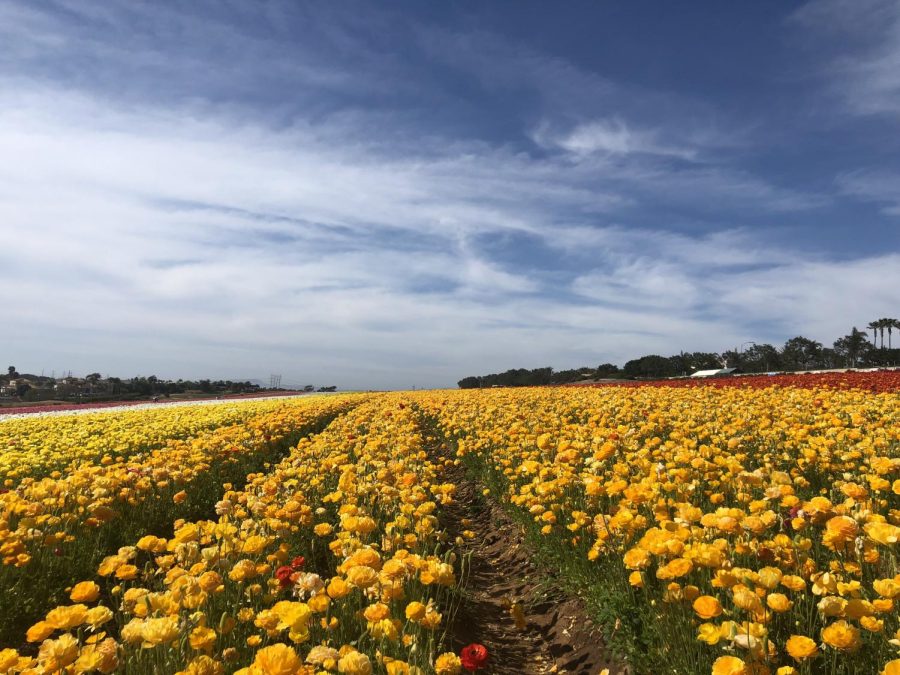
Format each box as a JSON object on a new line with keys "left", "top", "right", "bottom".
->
{"left": 290, "top": 556, "right": 306, "bottom": 570}
{"left": 460, "top": 643, "right": 488, "bottom": 671}
{"left": 274, "top": 565, "right": 294, "bottom": 588}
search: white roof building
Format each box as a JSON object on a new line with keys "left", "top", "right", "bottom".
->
{"left": 690, "top": 368, "right": 737, "bottom": 378}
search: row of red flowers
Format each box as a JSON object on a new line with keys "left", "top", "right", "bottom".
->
{"left": 572, "top": 368, "right": 900, "bottom": 392}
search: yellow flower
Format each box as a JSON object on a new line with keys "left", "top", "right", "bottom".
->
{"left": 346, "top": 566, "right": 379, "bottom": 588}
{"left": 247, "top": 644, "right": 302, "bottom": 675}
{"left": 177, "top": 655, "right": 225, "bottom": 675}
{"left": 115, "top": 564, "right": 138, "bottom": 580}
{"left": 405, "top": 601, "right": 427, "bottom": 621}
{"left": 0, "top": 649, "right": 19, "bottom": 672}
{"left": 84, "top": 606, "right": 114, "bottom": 628}
{"left": 434, "top": 652, "right": 462, "bottom": 675}
{"left": 45, "top": 604, "right": 88, "bottom": 630}
{"left": 70, "top": 581, "right": 100, "bottom": 603}
{"left": 338, "top": 650, "right": 372, "bottom": 675}
{"left": 881, "top": 659, "right": 900, "bottom": 675}
{"left": 73, "top": 637, "right": 119, "bottom": 674}
{"left": 781, "top": 575, "right": 806, "bottom": 592}
{"left": 189, "top": 626, "right": 217, "bottom": 652}
{"left": 37, "top": 633, "right": 79, "bottom": 672}
{"left": 821, "top": 620, "right": 861, "bottom": 651}
{"left": 305, "top": 645, "right": 340, "bottom": 668}
{"left": 623, "top": 547, "right": 650, "bottom": 569}
{"left": 785, "top": 635, "right": 818, "bottom": 661}
{"left": 314, "top": 522, "right": 334, "bottom": 536}
{"left": 697, "top": 623, "right": 722, "bottom": 645}
{"left": 327, "top": 576, "right": 351, "bottom": 598}
{"left": 711, "top": 655, "right": 748, "bottom": 675}
{"left": 228, "top": 559, "right": 258, "bottom": 582}
{"left": 874, "top": 578, "right": 900, "bottom": 598}
{"left": 865, "top": 521, "right": 899, "bottom": 546}
{"left": 140, "top": 616, "right": 180, "bottom": 646}
{"left": 26, "top": 621, "right": 55, "bottom": 643}
{"left": 766, "top": 593, "right": 792, "bottom": 613}
{"left": 731, "top": 586, "right": 762, "bottom": 613}
{"left": 860, "top": 616, "right": 884, "bottom": 632}
{"left": 363, "top": 602, "right": 390, "bottom": 622}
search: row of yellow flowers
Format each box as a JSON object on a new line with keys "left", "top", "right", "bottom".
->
{"left": 1, "top": 396, "right": 358, "bottom": 569}
{"left": 415, "top": 385, "right": 899, "bottom": 675}
{"left": 0, "top": 400, "right": 318, "bottom": 484}
{"left": 3, "top": 395, "right": 472, "bottom": 674}
{"left": 0, "top": 395, "right": 360, "bottom": 649}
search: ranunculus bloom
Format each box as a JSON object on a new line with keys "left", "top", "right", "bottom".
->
{"left": 821, "top": 620, "right": 861, "bottom": 651}
{"left": 274, "top": 565, "right": 294, "bottom": 588}
{"left": 69, "top": 581, "right": 100, "bottom": 603}
{"left": 785, "top": 635, "right": 818, "bottom": 661}
{"left": 693, "top": 595, "right": 723, "bottom": 619}
{"left": 434, "top": 653, "right": 462, "bottom": 675}
{"left": 248, "top": 644, "right": 302, "bottom": 675}
{"left": 460, "top": 643, "right": 488, "bottom": 671}
{"left": 711, "top": 655, "right": 748, "bottom": 675}
{"left": 337, "top": 650, "right": 372, "bottom": 675}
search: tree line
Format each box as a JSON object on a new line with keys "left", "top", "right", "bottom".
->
{"left": 458, "top": 319, "right": 900, "bottom": 388}
{"left": 2, "top": 367, "right": 262, "bottom": 402}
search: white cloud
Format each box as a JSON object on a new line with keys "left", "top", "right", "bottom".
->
{"left": 533, "top": 118, "right": 697, "bottom": 159}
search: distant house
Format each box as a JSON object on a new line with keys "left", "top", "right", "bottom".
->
{"left": 690, "top": 368, "right": 738, "bottom": 378}
{"left": 2, "top": 378, "right": 34, "bottom": 395}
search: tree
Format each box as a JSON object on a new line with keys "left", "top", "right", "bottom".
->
{"left": 833, "top": 327, "right": 871, "bottom": 367}
{"left": 740, "top": 343, "right": 780, "bottom": 373}
{"left": 595, "top": 363, "right": 621, "bottom": 378}
{"left": 887, "top": 318, "right": 898, "bottom": 350}
{"left": 781, "top": 336, "right": 825, "bottom": 371}
{"left": 7, "top": 366, "right": 17, "bottom": 378}
{"left": 623, "top": 355, "right": 676, "bottom": 379}
{"left": 85, "top": 372, "right": 102, "bottom": 392}
{"left": 867, "top": 320, "right": 881, "bottom": 349}
{"left": 877, "top": 318, "right": 887, "bottom": 350}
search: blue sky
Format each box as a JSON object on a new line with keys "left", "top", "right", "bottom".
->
{"left": 1, "top": 0, "right": 898, "bottom": 389}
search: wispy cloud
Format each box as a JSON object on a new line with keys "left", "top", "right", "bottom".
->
{"left": 792, "top": 0, "right": 900, "bottom": 116}
{"left": 532, "top": 118, "right": 697, "bottom": 160}
{"left": 837, "top": 169, "right": 900, "bottom": 214}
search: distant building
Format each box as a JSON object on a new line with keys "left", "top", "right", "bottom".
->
{"left": 690, "top": 368, "right": 738, "bottom": 378}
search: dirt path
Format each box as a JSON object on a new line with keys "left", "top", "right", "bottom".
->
{"left": 440, "top": 460, "right": 628, "bottom": 675}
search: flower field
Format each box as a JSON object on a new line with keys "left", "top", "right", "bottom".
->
{"left": 0, "top": 379, "right": 898, "bottom": 674}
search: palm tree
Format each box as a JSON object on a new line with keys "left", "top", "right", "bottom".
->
{"left": 868, "top": 320, "right": 881, "bottom": 348}
{"left": 887, "top": 317, "right": 898, "bottom": 350}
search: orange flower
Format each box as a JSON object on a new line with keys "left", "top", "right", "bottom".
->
{"left": 693, "top": 595, "right": 723, "bottom": 620}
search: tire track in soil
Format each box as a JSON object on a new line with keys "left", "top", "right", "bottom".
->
{"left": 435, "top": 451, "right": 629, "bottom": 674}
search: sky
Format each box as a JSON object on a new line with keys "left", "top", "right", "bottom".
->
{"left": 1, "top": 0, "right": 899, "bottom": 390}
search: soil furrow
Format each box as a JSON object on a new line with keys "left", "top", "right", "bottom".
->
{"left": 421, "top": 417, "right": 628, "bottom": 675}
